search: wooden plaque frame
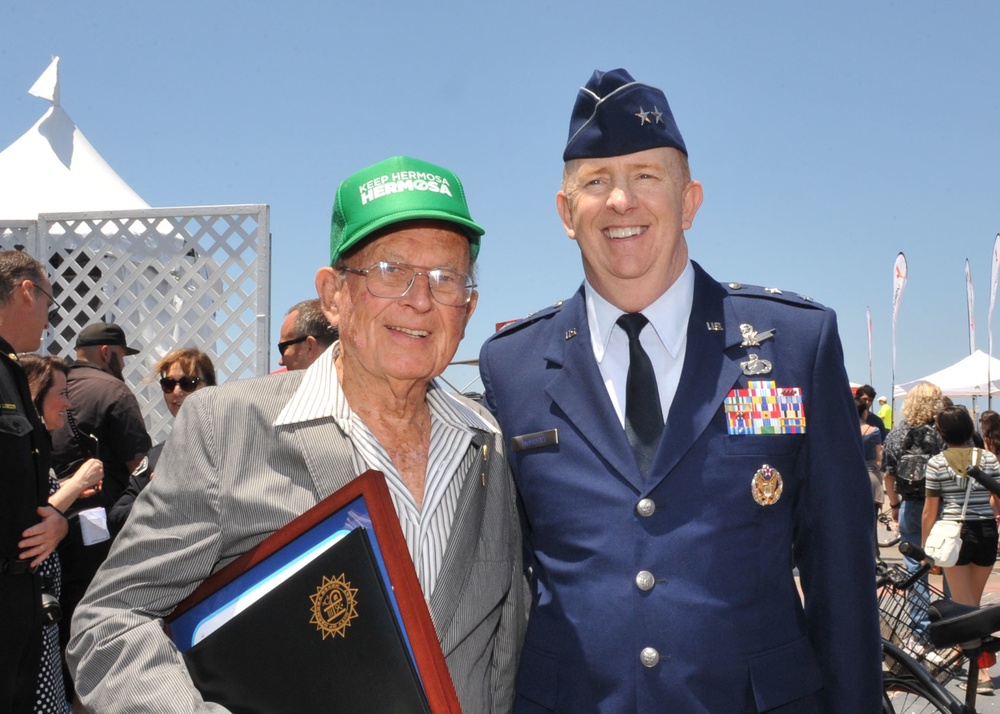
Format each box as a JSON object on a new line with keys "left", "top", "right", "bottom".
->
{"left": 167, "top": 470, "right": 461, "bottom": 713}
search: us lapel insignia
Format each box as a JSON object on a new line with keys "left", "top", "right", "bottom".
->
{"left": 739, "top": 323, "right": 776, "bottom": 347}
{"left": 740, "top": 353, "right": 772, "bottom": 376}
{"left": 751, "top": 464, "right": 783, "bottom": 506}
{"left": 565, "top": 328, "right": 578, "bottom": 340}
{"left": 310, "top": 573, "right": 359, "bottom": 639}
{"left": 706, "top": 321, "right": 723, "bottom": 331}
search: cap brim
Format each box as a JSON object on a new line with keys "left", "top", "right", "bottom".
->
{"left": 338, "top": 210, "right": 484, "bottom": 260}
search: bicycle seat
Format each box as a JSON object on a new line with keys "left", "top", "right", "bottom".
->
{"left": 927, "top": 598, "right": 1000, "bottom": 648}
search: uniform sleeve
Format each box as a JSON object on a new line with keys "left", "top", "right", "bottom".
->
{"left": 792, "top": 309, "right": 883, "bottom": 713}
{"left": 67, "top": 396, "right": 230, "bottom": 713}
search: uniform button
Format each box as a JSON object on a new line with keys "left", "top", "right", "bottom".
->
{"left": 640, "top": 647, "right": 660, "bottom": 667}
{"left": 635, "top": 570, "right": 655, "bottom": 591}
{"left": 636, "top": 498, "right": 656, "bottom": 517}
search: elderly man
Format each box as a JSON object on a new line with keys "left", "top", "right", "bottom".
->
{"left": 69, "top": 156, "right": 525, "bottom": 712}
{"left": 479, "top": 69, "right": 880, "bottom": 712}
{"left": 0, "top": 250, "right": 67, "bottom": 714}
{"left": 277, "top": 298, "right": 339, "bottom": 370}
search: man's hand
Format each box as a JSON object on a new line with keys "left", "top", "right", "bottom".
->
{"left": 19, "top": 506, "right": 69, "bottom": 568}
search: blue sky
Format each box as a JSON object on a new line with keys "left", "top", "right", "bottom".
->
{"left": 2, "top": 2, "right": 998, "bottom": 403}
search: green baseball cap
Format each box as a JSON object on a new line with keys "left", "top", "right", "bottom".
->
{"left": 330, "top": 156, "right": 484, "bottom": 264}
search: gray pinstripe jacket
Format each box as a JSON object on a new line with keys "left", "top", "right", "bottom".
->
{"left": 67, "top": 368, "right": 525, "bottom": 713}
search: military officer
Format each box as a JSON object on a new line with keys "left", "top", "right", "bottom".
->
{"left": 479, "top": 68, "right": 881, "bottom": 712}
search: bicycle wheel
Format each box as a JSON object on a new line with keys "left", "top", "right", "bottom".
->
{"left": 882, "top": 639, "right": 957, "bottom": 713}
{"left": 877, "top": 505, "right": 902, "bottom": 548}
{"left": 883, "top": 677, "right": 952, "bottom": 713}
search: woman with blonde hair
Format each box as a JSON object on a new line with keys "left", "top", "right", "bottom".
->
{"left": 881, "top": 382, "right": 945, "bottom": 649}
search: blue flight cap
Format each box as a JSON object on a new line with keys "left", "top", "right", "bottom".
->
{"left": 563, "top": 68, "right": 687, "bottom": 161}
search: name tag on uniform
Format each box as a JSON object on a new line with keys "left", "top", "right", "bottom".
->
{"left": 511, "top": 429, "right": 559, "bottom": 452}
{"left": 724, "top": 380, "right": 806, "bottom": 435}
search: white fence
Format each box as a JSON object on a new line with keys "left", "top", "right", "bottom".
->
{"left": 1, "top": 205, "right": 270, "bottom": 444}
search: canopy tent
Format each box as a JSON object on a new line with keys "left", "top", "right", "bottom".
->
{"left": 893, "top": 350, "right": 1000, "bottom": 398}
{"left": 0, "top": 57, "right": 148, "bottom": 219}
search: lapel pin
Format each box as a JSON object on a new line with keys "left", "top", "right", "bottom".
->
{"left": 565, "top": 328, "right": 578, "bottom": 340}
{"left": 751, "top": 464, "right": 783, "bottom": 506}
{"left": 741, "top": 353, "right": 772, "bottom": 376}
{"left": 706, "top": 322, "right": 723, "bottom": 331}
{"left": 739, "top": 323, "right": 776, "bottom": 347}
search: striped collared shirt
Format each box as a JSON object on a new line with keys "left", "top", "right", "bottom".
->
{"left": 274, "top": 343, "right": 498, "bottom": 597}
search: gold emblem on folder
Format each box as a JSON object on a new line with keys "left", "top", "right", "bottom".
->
{"left": 310, "top": 573, "right": 359, "bottom": 639}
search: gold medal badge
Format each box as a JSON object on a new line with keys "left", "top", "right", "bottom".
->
{"left": 751, "top": 464, "right": 783, "bottom": 506}
{"left": 309, "top": 573, "right": 359, "bottom": 639}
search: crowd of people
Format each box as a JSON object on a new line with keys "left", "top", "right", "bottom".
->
{"left": 12, "top": 65, "right": 985, "bottom": 713}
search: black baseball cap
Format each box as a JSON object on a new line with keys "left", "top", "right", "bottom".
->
{"left": 75, "top": 322, "right": 140, "bottom": 355}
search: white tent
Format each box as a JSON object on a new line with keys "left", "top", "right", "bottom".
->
{"left": 0, "top": 57, "right": 148, "bottom": 219}
{"left": 894, "top": 349, "right": 1000, "bottom": 398}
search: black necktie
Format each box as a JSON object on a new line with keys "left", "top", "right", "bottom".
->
{"left": 617, "top": 313, "right": 663, "bottom": 476}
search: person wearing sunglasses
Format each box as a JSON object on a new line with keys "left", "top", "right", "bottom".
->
{"left": 107, "top": 348, "right": 216, "bottom": 537}
{"left": 277, "top": 298, "right": 338, "bottom": 371}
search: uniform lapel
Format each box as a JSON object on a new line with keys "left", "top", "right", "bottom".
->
{"left": 650, "top": 265, "right": 743, "bottom": 485}
{"left": 544, "top": 291, "right": 643, "bottom": 491}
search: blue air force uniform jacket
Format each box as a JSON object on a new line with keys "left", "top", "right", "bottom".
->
{"left": 478, "top": 261, "right": 881, "bottom": 713}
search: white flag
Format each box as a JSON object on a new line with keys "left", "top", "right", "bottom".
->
{"left": 990, "top": 235, "right": 1000, "bottom": 359}
{"left": 967, "top": 259, "right": 976, "bottom": 355}
{"left": 867, "top": 306, "right": 873, "bottom": 386}
{"left": 892, "top": 253, "right": 907, "bottom": 375}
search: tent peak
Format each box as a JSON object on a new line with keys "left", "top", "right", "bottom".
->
{"left": 28, "top": 56, "right": 60, "bottom": 107}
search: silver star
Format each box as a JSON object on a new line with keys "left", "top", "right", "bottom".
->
{"left": 635, "top": 106, "right": 651, "bottom": 125}
{"left": 651, "top": 106, "right": 664, "bottom": 124}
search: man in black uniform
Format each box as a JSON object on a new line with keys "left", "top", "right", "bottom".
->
{"left": 0, "top": 250, "right": 67, "bottom": 714}
{"left": 50, "top": 322, "right": 150, "bottom": 700}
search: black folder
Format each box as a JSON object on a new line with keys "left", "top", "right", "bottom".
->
{"left": 166, "top": 470, "right": 461, "bottom": 713}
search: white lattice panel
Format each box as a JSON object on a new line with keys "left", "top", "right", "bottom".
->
{"left": 6, "top": 206, "right": 270, "bottom": 445}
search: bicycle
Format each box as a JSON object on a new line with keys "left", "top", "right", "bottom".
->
{"left": 879, "top": 543, "right": 1000, "bottom": 713}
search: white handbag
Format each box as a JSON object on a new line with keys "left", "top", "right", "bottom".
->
{"left": 924, "top": 449, "right": 979, "bottom": 567}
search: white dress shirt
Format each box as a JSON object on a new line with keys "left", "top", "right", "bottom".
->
{"left": 275, "top": 343, "right": 498, "bottom": 597}
{"left": 585, "top": 260, "right": 694, "bottom": 428}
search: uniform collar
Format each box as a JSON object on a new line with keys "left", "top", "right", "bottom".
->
{"left": 585, "top": 259, "right": 695, "bottom": 364}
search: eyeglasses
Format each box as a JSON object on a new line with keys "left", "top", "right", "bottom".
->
{"left": 277, "top": 335, "right": 311, "bottom": 356}
{"left": 340, "top": 262, "right": 475, "bottom": 307}
{"left": 159, "top": 376, "right": 204, "bottom": 393}
{"left": 32, "top": 282, "right": 60, "bottom": 317}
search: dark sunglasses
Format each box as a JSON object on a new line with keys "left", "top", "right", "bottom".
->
{"left": 277, "top": 335, "right": 311, "bottom": 356}
{"left": 159, "top": 376, "right": 204, "bottom": 393}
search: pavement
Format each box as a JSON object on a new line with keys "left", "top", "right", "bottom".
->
{"left": 880, "top": 545, "right": 1000, "bottom": 711}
